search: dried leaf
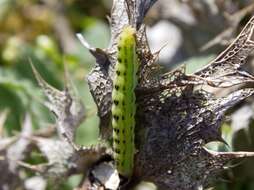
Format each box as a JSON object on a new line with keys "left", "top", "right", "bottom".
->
{"left": 7, "top": 113, "right": 33, "bottom": 171}
{"left": 31, "top": 63, "right": 85, "bottom": 144}
{"left": 194, "top": 16, "right": 254, "bottom": 87}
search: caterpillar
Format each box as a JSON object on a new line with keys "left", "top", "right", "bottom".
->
{"left": 111, "top": 26, "right": 138, "bottom": 178}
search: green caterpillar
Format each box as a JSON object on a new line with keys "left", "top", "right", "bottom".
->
{"left": 111, "top": 26, "right": 138, "bottom": 178}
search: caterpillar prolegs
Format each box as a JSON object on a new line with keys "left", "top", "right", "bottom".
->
{"left": 111, "top": 26, "right": 138, "bottom": 178}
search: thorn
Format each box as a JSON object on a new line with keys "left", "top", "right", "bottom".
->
{"left": 217, "top": 136, "right": 229, "bottom": 147}
{"left": 76, "top": 33, "right": 93, "bottom": 50}
{"left": 61, "top": 132, "right": 81, "bottom": 151}
{"left": 16, "top": 160, "right": 45, "bottom": 173}
{"left": 204, "top": 147, "right": 254, "bottom": 158}
{"left": 223, "top": 159, "right": 246, "bottom": 169}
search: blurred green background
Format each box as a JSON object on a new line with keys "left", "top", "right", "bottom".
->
{"left": 1, "top": 0, "right": 254, "bottom": 189}
{"left": 0, "top": 0, "right": 112, "bottom": 142}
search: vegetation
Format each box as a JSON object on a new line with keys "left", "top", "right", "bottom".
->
{"left": 1, "top": 0, "right": 254, "bottom": 189}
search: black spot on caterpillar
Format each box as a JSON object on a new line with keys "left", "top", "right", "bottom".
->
{"left": 113, "top": 100, "right": 119, "bottom": 105}
{"left": 114, "top": 85, "right": 119, "bottom": 90}
{"left": 113, "top": 115, "right": 119, "bottom": 121}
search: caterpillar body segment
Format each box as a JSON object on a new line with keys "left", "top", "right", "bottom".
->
{"left": 111, "top": 26, "right": 138, "bottom": 178}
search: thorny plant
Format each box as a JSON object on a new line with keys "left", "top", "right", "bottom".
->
{"left": 1, "top": 1, "right": 254, "bottom": 190}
